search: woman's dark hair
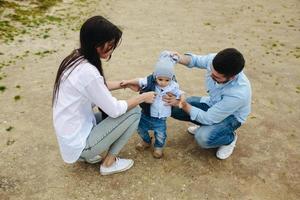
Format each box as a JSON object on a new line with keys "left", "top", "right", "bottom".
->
{"left": 212, "top": 48, "right": 245, "bottom": 77}
{"left": 52, "top": 16, "right": 122, "bottom": 105}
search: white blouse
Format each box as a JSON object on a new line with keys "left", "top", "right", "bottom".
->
{"left": 53, "top": 60, "right": 127, "bottom": 163}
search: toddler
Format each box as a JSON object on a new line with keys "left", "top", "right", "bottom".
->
{"left": 122, "top": 51, "right": 183, "bottom": 158}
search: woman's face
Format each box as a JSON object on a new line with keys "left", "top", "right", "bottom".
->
{"left": 97, "top": 40, "right": 115, "bottom": 60}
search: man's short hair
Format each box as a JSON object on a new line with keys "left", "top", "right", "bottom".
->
{"left": 212, "top": 48, "right": 245, "bottom": 77}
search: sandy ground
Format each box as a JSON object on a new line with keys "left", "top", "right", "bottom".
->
{"left": 0, "top": 0, "right": 300, "bottom": 199}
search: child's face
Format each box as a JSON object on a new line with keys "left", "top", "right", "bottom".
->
{"left": 156, "top": 76, "right": 171, "bottom": 88}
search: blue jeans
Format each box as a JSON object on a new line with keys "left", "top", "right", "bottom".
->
{"left": 171, "top": 96, "right": 241, "bottom": 148}
{"left": 137, "top": 113, "right": 167, "bottom": 148}
{"left": 80, "top": 107, "right": 141, "bottom": 160}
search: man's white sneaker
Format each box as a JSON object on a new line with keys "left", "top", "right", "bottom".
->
{"left": 187, "top": 125, "right": 200, "bottom": 135}
{"left": 216, "top": 133, "right": 238, "bottom": 160}
{"left": 78, "top": 155, "right": 102, "bottom": 164}
{"left": 100, "top": 157, "right": 134, "bottom": 175}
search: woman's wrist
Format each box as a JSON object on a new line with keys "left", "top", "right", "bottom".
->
{"left": 139, "top": 93, "right": 147, "bottom": 103}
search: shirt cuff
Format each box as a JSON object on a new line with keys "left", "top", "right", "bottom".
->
{"left": 119, "top": 100, "right": 128, "bottom": 113}
{"left": 189, "top": 106, "right": 202, "bottom": 122}
{"left": 184, "top": 53, "right": 194, "bottom": 68}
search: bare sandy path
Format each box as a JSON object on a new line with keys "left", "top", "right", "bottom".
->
{"left": 0, "top": 0, "right": 299, "bottom": 199}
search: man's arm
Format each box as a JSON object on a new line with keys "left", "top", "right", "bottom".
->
{"left": 177, "top": 54, "right": 192, "bottom": 66}
{"left": 166, "top": 92, "right": 245, "bottom": 125}
{"left": 172, "top": 52, "right": 216, "bottom": 69}
{"left": 189, "top": 95, "right": 244, "bottom": 125}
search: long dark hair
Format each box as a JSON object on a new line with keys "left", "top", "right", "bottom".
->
{"left": 52, "top": 16, "right": 122, "bottom": 105}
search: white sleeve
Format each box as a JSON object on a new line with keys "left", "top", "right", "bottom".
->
{"left": 84, "top": 76, "right": 128, "bottom": 118}
{"left": 138, "top": 77, "right": 148, "bottom": 89}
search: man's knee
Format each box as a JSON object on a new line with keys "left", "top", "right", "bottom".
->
{"left": 194, "top": 129, "right": 214, "bottom": 149}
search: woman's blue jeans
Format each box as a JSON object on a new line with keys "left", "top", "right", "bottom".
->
{"left": 171, "top": 96, "right": 241, "bottom": 148}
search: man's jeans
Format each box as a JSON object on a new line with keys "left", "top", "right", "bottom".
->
{"left": 171, "top": 96, "right": 241, "bottom": 148}
{"left": 137, "top": 113, "right": 167, "bottom": 148}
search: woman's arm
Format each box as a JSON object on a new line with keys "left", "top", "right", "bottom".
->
{"left": 107, "top": 79, "right": 141, "bottom": 92}
{"left": 106, "top": 81, "right": 122, "bottom": 91}
{"left": 120, "top": 78, "right": 141, "bottom": 92}
{"left": 126, "top": 92, "right": 156, "bottom": 111}
{"left": 85, "top": 77, "right": 155, "bottom": 118}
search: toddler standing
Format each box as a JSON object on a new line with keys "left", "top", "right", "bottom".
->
{"left": 121, "top": 51, "right": 183, "bottom": 158}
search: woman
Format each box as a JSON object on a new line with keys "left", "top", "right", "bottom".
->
{"left": 52, "top": 16, "right": 155, "bottom": 175}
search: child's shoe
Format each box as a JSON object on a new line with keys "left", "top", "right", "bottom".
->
{"left": 153, "top": 148, "right": 163, "bottom": 159}
{"left": 136, "top": 140, "right": 151, "bottom": 151}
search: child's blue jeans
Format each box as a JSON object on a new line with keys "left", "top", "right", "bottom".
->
{"left": 137, "top": 113, "right": 167, "bottom": 148}
{"left": 171, "top": 96, "right": 241, "bottom": 148}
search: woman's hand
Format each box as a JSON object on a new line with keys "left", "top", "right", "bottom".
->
{"left": 141, "top": 91, "right": 156, "bottom": 104}
{"left": 120, "top": 79, "right": 140, "bottom": 92}
{"left": 162, "top": 92, "right": 180, "bottom": 106}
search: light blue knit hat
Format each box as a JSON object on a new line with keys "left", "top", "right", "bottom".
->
{"left": 153, "top": 51, "right": 179, "bottom": 79}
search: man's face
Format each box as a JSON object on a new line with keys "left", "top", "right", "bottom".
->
{"left": 211, "top": 67, "right": 234, "bottom": 84}
{"left": 156, "top": 76, "right": 171, "bottom": 88}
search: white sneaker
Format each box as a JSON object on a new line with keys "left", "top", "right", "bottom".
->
{"left": 100, "top": 157, "right": 134, "bottom": 175}
{"left": 187, "top": 125, "right": 200, "bottom": 135}
{"left": 216, "top": 133, "right": 238, "bottom": 160}
{"left": 78, "top": 155, "right": 102, "bottom": 164}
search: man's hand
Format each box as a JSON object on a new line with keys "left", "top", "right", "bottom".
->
{"left": 162, "top": 92, "right": 180, "bottom": 106}
{"left": 120, "top": 79, "right": 140, "bottom": 92}
{"left": 169, "top": 51, "right": 191, "bottom": 66}
{"left": 178, "top": 93, "right": 186, "bottom": 108}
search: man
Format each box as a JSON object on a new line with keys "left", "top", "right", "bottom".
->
{"left": 163, "top": 48, "right": 251, "bottom": 159}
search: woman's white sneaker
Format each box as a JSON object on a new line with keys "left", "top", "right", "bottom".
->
{"left": 100, "top": 157, "right": 134, "bottom": 175}
{"left": 216, "top": 133, "right": 238, "bottom": 160}
{"left": 187, "top": 125, "right": 200, "bottom": 135}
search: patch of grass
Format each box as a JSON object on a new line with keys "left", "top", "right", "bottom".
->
{"left": 14, "top": 95, "right": 21, "bottom": 101}
{"left": 6, "top": 139, "right": 15, "bottom": 145}
{"left": 6, "top": 126, "right": 13, "bottom": 131}
{"left": 0, "top": 85, "right": 6, "bottom": 92}
{"left": 16, "top": 85, "right": 21, "bottom": 89}
{"left": 0, "top": 0, "right": 62, "bottom": 41}
{"left": 296, "top": 86, "right": 300, "bottom": 93}
{"left": 43, "top": 34, "right": 50, "bottom": 39}
{"left": 34, "top": 50, "right": 57, "bottom": 57}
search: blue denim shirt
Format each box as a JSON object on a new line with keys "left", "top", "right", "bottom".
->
{"left": 139, "top": 77, "right": 182, "bottom": 118}
{"left": 186, "top": 53, "right": 252, "bottom": 125}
